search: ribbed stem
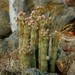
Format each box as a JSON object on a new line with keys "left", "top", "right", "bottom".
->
{"left": 23, "top": 22, "right": 31, "bottom": 69}
{"left": 18, "top": 19, "right": 24, "bottom": 70}
{"left": 30, "top": 23, "right": 38, "bottom": 67}
{"left": 39, "top": 29, "right": 48, "bottom": 72}
{"left": 50, "top": 31, "right": 59, "bottom": 73}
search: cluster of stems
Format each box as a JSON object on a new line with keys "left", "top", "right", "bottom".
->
{"left": 17, "top": 6, "right": 59, "bottom": 73}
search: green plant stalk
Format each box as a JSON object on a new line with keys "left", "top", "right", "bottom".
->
{"left": 17, "top": 14, "right": 30, "bottom": 69}
{"left": 50, "top": 31, "right": 59, "bottom": 73}
{"left": 17, "top": 13, "right": 26, "bottom": 48}
{"left": 30, "top": 24, "right": 38, "bottom": 67}
{"left": 23, "top": 22, "right": 31, "bottom": 69}
{"left": 18, "top": 21, "right": 24, "bottom": 49}
{"left": 17, "top": 18, "right": 24, "bottom": 70}
{"left": 48, "top": 35, "right": 52, "bottom": 58}
{"left": 39, "top": 29, "right": 48, "bottom": 72}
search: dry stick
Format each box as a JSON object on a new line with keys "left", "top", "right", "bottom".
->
{"left": 48, "top": 15, "right": 61, "bottom": 32}
{"left": 49, "top": 9, "right": 74, "bottom": 32}
{"left": 61, "top": 11, "right": 74, "bottom": 27}
{"left": 61, "top": 24, "right": 73, "bottom": 32}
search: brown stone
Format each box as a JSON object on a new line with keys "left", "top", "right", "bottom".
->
{"left": 56, "top": 53, "right": 75, "bottom": 74}
{"left": 66, "top": 0, "right": 75, "bottom": 7}
{"left": 0, "top": 8, "right": 11, "bottom": 38}
{"left": 0, "top": 0, "right": 9, "bottom": 12}
{"left": 67, "top": 61, "right": 75, "bottom": 75}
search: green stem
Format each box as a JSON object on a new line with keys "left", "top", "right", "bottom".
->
{"left": 30, "top": 23, "right": 38, "bottom": 67}
{"left": 23, "top": 22, "right": 31, "bottom": 69}
{"left": 50, "top": 31, "right": 59, "bottom": 73}
{"left": 39, "top": 29, "right": 48, "bottom": 72}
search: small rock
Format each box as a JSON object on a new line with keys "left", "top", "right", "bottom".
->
{"left": 65, "top": 0, "right": 75, "bottom": 7}
{"left": 23, "top": 68, "right": 59, "bottom": 75}
{"left": 59, "top": 34, "right": 75, "bottom": 53}
{"left": 0, "top": 8, "right": 11, "bottom": 38}
{"left": 56, "top": 53, "right": 75, "bottom": 74}
{"left": 0, "top": 31, "right": 18, "bottom": 55}
{"left": 57, "top": 46, "right": 66, "bottom": 58}
{"left": 67, "top": 61, "right": 75, "bottom": 75}
{"left": 1, "top": 70, "right": 21, "bottom": 75}
{"left": 0, "top": 31, "right": 19, "bottom": 71}
{"left": 0, "top": 0, "right": 8, "bottom": 12}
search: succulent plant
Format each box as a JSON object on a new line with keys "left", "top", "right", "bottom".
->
{"left": 29, "top": 18, "right": 39, "bottom": 67}
{"left": 39, "top": 28, "right": 49, "bottom": 72}
{"left": 36, "top": 15, "right": 49, "bottom": 72}
{"left": 23, "top": 17, "right": 31, "bottom": 69}
{"left": 50, "top": 31, "right": 59, "bottom": 73}
{"left": 16, "top": 6, "right": 59, "bottom": 73}
{"left": 17, "top": 12, "right": 27, "bottom": 69}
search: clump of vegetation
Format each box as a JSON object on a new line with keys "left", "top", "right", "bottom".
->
{"left": 17, "top": 6, "right": 59, "bottom": 73}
